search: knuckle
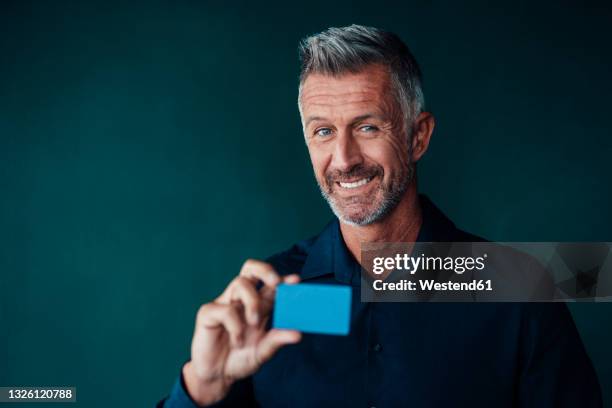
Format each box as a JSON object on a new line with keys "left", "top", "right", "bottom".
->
{"left": 229, "top": 277, "right": 255, "bottom": 299}
{"left": 240, "top": 258, "right": 256, "bottom": 271}
{"left": 226, "top": 277, "right": 240, "bottom": 292}
{"left": 196, "top": 303, "right": 212, "bottom": 321}
{"left": 239, "top": 259, "right": 280, "bottom": 284}
{"left": 233, "top": 276, "right": 250, "bottom": 288}
{"left": 258, "top": 261, "right": 274, "bottom": 273}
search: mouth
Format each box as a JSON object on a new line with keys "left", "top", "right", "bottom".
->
{"left": 336, "top": 176, "right": 374, "bottom": 190}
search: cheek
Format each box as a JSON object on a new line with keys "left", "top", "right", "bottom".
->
{"left": 383, "top": 136, "right": 411, "bottom": 171}
{"left": 362, "top": 138, "right": 408, "bottom": 174}
{"left": 308, "top": 145, "right": 330, "bottom": 179}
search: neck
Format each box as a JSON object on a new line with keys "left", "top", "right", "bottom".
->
{"left": 339, "top": 184, "right": 422, "bottom": 265}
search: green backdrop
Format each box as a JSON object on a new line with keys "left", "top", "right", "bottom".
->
{"left": 1, "top": 1, "right": 610, "bottom": 406}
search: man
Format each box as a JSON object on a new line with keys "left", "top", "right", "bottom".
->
{"left": 160, "top": 25, "right": 601, "bottom": 407}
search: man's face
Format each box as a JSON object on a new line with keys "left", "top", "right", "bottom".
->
{"left": 300, "top": 64, "right": 414, "bottom": 225}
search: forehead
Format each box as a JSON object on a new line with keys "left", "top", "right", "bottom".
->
{"left": 300, "top": 64, "right": 394, "bottom": 115}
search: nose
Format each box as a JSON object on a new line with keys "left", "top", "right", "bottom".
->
{"left": 330, "top": 131, "right": 363, "bottom": 171}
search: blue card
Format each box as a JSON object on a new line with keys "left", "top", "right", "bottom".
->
{"left": 273, "top": 283, "right": 352, "bottom": 335}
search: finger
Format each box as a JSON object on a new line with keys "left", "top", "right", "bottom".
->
{"left": 260, "top": 273, "right": 301, "bottom": 301}
{"left": 239, "top": 259, "right": 281, "bottom": 288}
{"left": 255, "top": 329, "right": 302, "bottom": 365}
{"left": 283, "top": 274, "right": 300, "bottom": 284}
{"left": 197, "top": 303, "right": 245, "bottom": 347}
{"left": 228, "top": 277, "right": 261, "bottom": 325}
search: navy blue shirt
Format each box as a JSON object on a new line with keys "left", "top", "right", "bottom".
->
{"left": 160, "top": 196, "right": 601, "bottom": 407}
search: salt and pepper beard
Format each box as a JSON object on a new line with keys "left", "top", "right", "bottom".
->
{"left": 318, "top": 155, "right": 415, "bottom": 227}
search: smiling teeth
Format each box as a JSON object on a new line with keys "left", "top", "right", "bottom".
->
{"left": 339, "top": 177, "right": 371, "bottom": 189}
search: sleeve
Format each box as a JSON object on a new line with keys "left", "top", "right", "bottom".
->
{"left": 517, "top": 303, "right": 602, "bottom": 407}
{"left": 157, "top": 367, "right": 258, "bottom": 408}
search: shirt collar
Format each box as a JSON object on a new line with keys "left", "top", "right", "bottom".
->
{"left": 300, "top": 194, "right": 459, "bottom": 283}
{"left": 300, "top": 219, "right": 349, "bottom": 283}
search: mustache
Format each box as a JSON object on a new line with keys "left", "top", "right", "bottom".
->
{"left": 325, "top": 164, "right": 383, "bottom": 185}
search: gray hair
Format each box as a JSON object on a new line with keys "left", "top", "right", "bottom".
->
{"left": 297, "top": 24, "right": 425, "bottom": 134}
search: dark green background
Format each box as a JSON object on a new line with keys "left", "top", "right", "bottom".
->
{"left": 1, "top": 1, "right": 610, "bottom": 406}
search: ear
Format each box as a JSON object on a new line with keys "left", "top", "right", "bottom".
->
{"left": 410, "top": 112, "right": 435, "bottom": 162}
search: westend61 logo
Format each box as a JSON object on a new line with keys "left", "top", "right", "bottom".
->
{"left": 372, "top": 253, "right": 488, "bottom": 275}
{"left": 362, "top": 242, "right": 612, "bottom": 302}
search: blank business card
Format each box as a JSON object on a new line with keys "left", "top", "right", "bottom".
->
{"left": 273, "top": 283, "right": 352, "bottom": 336}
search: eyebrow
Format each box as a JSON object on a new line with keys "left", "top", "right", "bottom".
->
{"left": 304, "top": 113, "right": 384, "bottom": 128}
{"left": 304, "top": 116, "right": 326, "bottom": 128}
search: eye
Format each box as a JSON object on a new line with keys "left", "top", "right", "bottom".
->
{"left": 315, "top": 128, "right": 333, "bottom": 137}
{"left": 359, "top": 125, "right": 379, "bottom": 133}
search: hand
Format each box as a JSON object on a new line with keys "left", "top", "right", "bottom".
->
{"left": 183, "top": 259, "right": 301, "bottom": 406}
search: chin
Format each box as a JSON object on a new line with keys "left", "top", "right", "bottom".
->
{"left": 336, "top": 205, "right": 379, "bottom": 226}
{"left": 321, "top": 188, "right": 389, "bottom": 226}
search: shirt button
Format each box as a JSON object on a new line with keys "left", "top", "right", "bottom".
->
{"left": 373, "top": 343, "right": 382, "bottom": 352}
